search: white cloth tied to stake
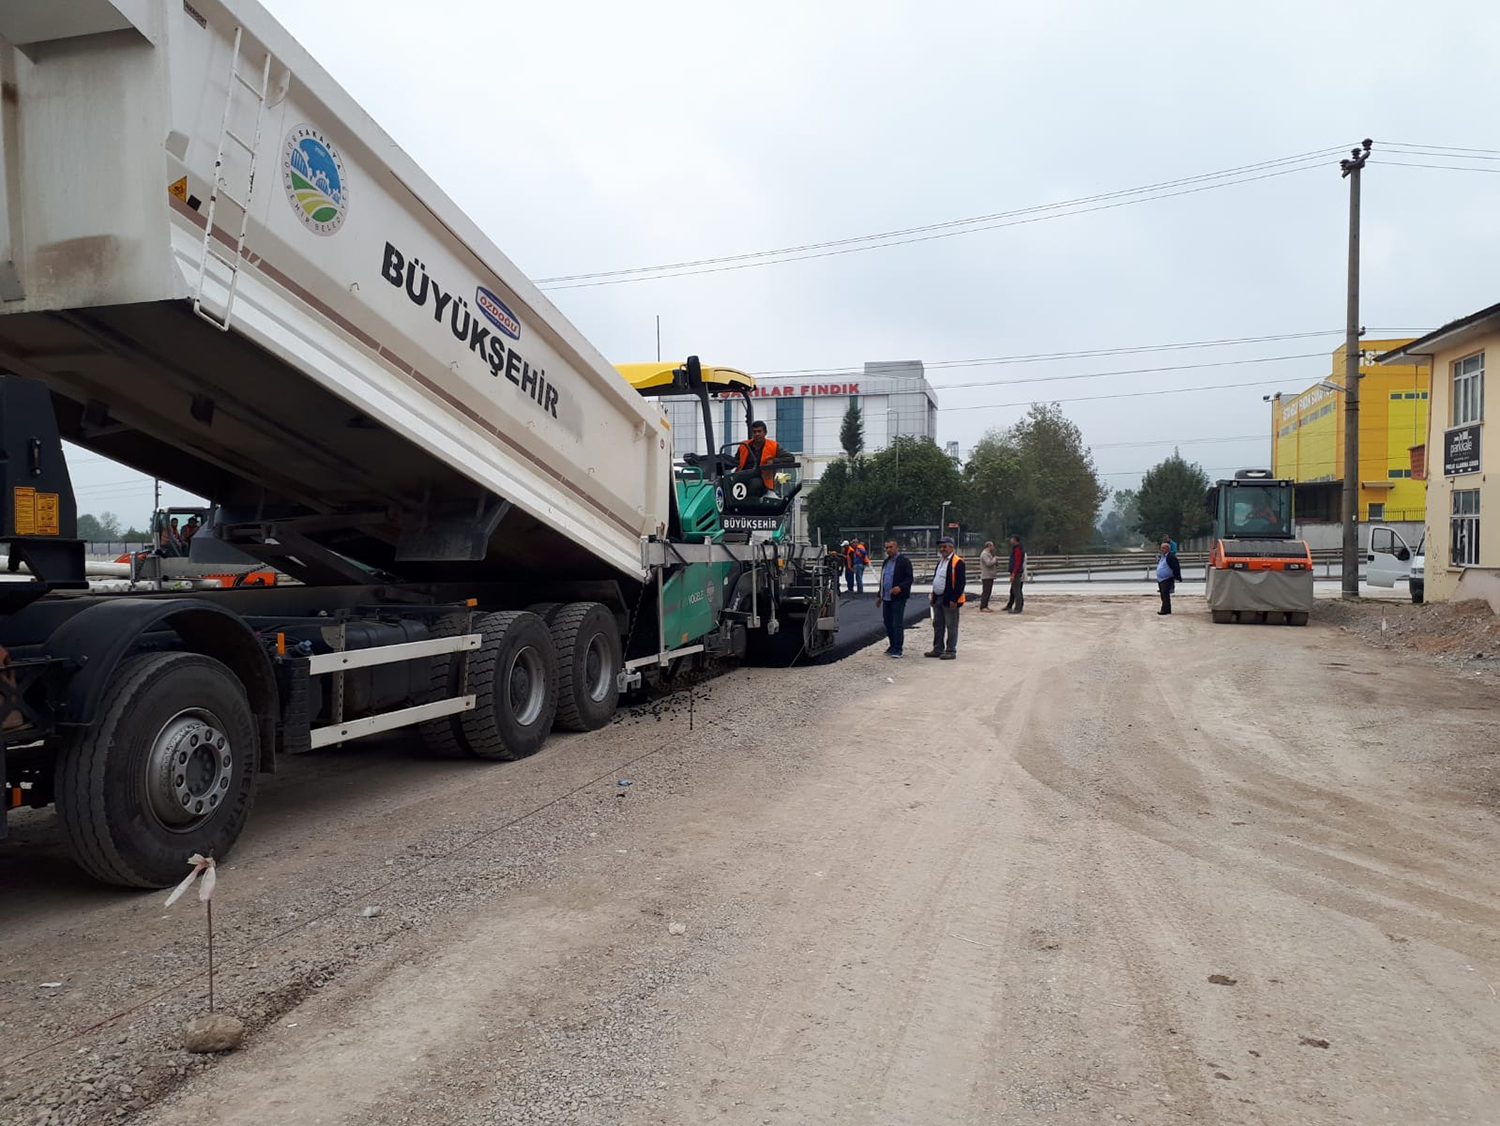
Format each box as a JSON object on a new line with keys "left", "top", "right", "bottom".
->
{"left": 165, "top": 853, "right": 218, "bottom": 906}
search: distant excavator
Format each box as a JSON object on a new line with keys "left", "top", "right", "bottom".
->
{"left": 1205, "top": 470, "right": 1313, "bottom": 625}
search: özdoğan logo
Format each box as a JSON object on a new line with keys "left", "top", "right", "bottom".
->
{"left": 282, "top": 124, "right": 348, "bottom": 235}
{"left": 476, "top": 287, "right": 521, "bottom": 341}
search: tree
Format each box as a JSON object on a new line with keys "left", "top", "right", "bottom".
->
{"left": 1133, "top": 450, "right": 1212, "bottom": 544}
{"left": 805, "top": 436, "right": 967, "bottom": 542}
{"left": 964, "top": 432, "right": 1031, "bottom": 543}
{"left": 1097, "top": 489, "right": 1142, "bottom": 546}
{"left": 839, "top": 402, "right": 864, "bottom": 460}
{"left": 964, "top": 404, "right": 1108, "bottom": 552}
{"left": 77, "top": 511, "right": 128, "bottom": 542}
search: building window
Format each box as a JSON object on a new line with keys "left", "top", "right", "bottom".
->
{"left": 1451, "top": 489, "right": 1481, "bottom": 567}
{"left": 1452, "top": 352, "right": 1484, "bottom": 426}
{"left": 775, "top": 397, "right": 804, "bottom": 453}
{"left": 1368, "top": 502, "right": 1385, "bottom": 521}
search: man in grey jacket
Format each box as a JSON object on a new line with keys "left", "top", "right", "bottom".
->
{"left": 978, "top": 541, "right": 998, "bottom": 611}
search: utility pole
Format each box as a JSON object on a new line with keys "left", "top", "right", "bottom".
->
{"left": 1339, "top": 139, "right": 1371, "bottom": 601}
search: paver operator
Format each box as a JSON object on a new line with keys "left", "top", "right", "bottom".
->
{"left": 736, "top": 420, "right": 780, "bottom": 493}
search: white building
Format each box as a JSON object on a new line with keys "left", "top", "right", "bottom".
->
{"left": 663, "top": 357, "right": 938, "bottom": 469}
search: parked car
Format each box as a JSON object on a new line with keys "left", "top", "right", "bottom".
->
{"left": 1367, "top": 525, "right": 1425, "bottom": 603}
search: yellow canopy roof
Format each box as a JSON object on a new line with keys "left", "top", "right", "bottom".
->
{"left": 615, "top": 362, "right": 756, "bottom": 393}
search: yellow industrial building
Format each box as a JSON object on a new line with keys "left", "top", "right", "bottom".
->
{"left": 1269, "top": 340, "right": 1429, "bottom": 524}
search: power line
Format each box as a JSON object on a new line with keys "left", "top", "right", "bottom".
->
{"left": 535, "top": 145, "right": 1345, "bottom": 284}
{"left": 537, "top": 149, "right": 1348, "bottom": 290}
{"left": 748, "top": 326, "right": 1434, "bottom": 378}
{"left": 1370, "top": 160, "right": 1500, "bottom": 175}
{"left": 752, "top": 330, "right": 1344, "bottom": 377}
{"left": 1097, "top": 464, "right": 1249, "bottom": 477}
{"left": 935, "top": 350, "right": 1326, "bottom": 392}
{"left": 1092, "top": 434, "right": 1263, "bottom": 450}
{"left": 940, "top": 375, "right": 1323, "bottom": 412}
{"left": 1378, "top": 140, "right": 1500, "bottom": 155}
{"left": 1379, "top": 146, "right": 1500, "bottom": 162}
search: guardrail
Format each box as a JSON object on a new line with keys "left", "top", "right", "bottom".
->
{"left": 892, "top": 548, "right": 1347, "bottom": 582}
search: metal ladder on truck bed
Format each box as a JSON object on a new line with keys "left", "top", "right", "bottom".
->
{"left": 193, "top": 26, "right": 272, "bottom": 332}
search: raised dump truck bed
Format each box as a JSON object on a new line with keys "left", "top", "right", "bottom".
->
{"left": 0, "top": 0, "right": 669, "bottom": 583}
{"left": 0, "top": 2, "right": 837, "bottom": 886}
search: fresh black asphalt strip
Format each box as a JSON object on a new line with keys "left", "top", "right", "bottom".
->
{"left": 813, "top": 592, "right": 931, "bottom": 663}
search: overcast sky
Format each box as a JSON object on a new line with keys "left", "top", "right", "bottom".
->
{"left": 69, "top": 0, "right": 1500, "bottom": 527}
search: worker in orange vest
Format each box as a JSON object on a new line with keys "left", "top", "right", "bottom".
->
{"left": 926, "top": 536, "right": 966, "bottom": 660}
{"left": 736, "top": 420, "right": 780, "bottom": 492}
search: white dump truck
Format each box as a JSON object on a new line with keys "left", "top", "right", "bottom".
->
{"left": 0, "top": 0, "right": 837, "bottom": 886}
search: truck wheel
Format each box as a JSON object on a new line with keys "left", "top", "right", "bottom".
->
{"left": 54, "top": 652, "right": 257, "bottom": 888}
{"left": 460, "top": 612, "right": 557, "bottom": 760}
{"left": 1287, "top": 612, "right": 1309, "bottom": 627}
{"left": 526, "top": 602, "right": 563, "bottom": 625}
{"left": 418, "top": 612, "right": 473, "bottom": 758}
{"left": 551, "top": 602, "right": 621, "bottom": 732}
{"left": 1211, "top": 610, "right": 1233, "bottom": 624}
{"left": 1411, "top": 582, "right": 1424, "bottom": 605}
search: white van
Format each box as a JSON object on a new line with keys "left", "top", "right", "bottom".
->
{"left": 1367, "top": 526, "right": 1425, "bottom": 603}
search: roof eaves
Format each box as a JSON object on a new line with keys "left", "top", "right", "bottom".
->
{"left": 1376, "top": 299, "right": 1500, "bottom": 364}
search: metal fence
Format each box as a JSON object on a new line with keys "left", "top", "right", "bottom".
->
{"left": 84, "top": 542, "right": 152, "bottom": 559}
{"left": 892, "top": 548, "right": 1348, "bottom": 583}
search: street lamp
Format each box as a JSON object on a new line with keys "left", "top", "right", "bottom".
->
{"left": 886, "top": 409, "right": 900, "bottom": 473}
{"left": 939, "top": 500, "right": 951, "bottom": 551}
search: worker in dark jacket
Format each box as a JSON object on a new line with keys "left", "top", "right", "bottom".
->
{"left": 1004, "top": 534, "right": 1026, "bottom": 614}
{"left": 926, "top": 536, "right": 966, "bottom": 660}
{"left": 1156, "top": 540, "right": 1183, "bottom": 615}
{"left": 879, "top": 539, "right": 914, "bottom": 657}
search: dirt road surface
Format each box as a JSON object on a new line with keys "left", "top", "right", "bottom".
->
{"left": 2, "top": 594, "right": 1497, "bottom": 1126}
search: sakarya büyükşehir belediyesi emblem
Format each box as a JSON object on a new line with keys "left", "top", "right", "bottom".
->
{"left": 282, "top": 124, "right": 347, "bottom": 235}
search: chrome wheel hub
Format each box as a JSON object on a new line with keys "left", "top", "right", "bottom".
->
{"left": 146, "top": 710, "right": 233, "bottom": 830}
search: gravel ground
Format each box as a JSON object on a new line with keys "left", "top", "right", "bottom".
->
{"left": 1314, "top": 597, "right": 1500, "bottom": 679}
{"left": 2, "top": 594, "right": 1497, "bottom": 1125}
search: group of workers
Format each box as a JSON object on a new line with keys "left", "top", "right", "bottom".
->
{"left": 869, "top": 534, "right": 1026, "bottom": 661}
{"left": 157, "top": 515, "right": 201, "bottom": 557}
{"left": 838, "top": 539, "right": 870, "bottom": 592}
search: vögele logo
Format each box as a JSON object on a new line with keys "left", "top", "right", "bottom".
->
{"left": 282, "top": 124, "right": 348, "bottom": 235}
{"left": 476, "top": 286, "right": 522, "bottom": 340}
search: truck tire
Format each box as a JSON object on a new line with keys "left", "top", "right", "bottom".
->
{"left": 1287, "top": 611, "right": 1309, "bottom": 626}
{"left": 54, "top": 652, "right": 258, "bottom": 888}
{"left": 1211, "top": 610, "right": 1233, "bottom": 624}
{"left": 1411, "top": 582, "right": 1424, "bottom": 605}
{"left": 550, "top": 602, "right": 621, "bottom": 732}
{"left": 459, "top": 611, "right": 557, "bottom": 760}
{"left": 418, "top": 612, "right": 473, "bottom": 758}
{"left": 525, "top": 602, "right": 563, "bottom": 625}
